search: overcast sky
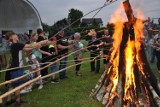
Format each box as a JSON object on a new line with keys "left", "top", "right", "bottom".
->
{"left": 29, "top": 0, "right": 160, "bottom": 26}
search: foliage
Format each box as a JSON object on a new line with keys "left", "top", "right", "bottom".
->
{"left": 68, "top": 8, "right": 83, "bottom": 27}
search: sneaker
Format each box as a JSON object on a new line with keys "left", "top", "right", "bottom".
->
{"left": 51, "top": 79, "right": 59, "bottom": 83}
{"left": 76, "top": 72, "right": 82, "bottom": 76}
{"left": 38, "top": 85, "right": 43, "bottom": 90}
{"left": 20, "top": 89, "right": 30, "bottom": 94}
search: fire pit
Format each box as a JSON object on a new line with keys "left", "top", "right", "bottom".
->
{"left": 91, "top": 0, "right": 160, "bottom": 106}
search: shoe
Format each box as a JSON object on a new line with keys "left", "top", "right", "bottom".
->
{"left": 15, "top": 101, "right": 21, "bottom": 107}
{"left": 5, "top": 99, "right": 16, "bottom": 106}
{"left": 76, "top": 72, "right": 82, "bottom": 76}
{"left": 38, "top": 85, "right": 43, "bottom": 90}
{"left": 20, "top": 100, "right": 27, "bottom": 104}
{"left": 51, "top": 79, "right": 59, "bottom": 83}
{"left": 43, "top": 79, "right": 48, "bottom": 83}
{"left": 90, "top": 70, "right": 95, "bottom": 72}
{"left": 20, "top": 89, "right": 30, "bottom": 94}
{"left": 60, "top": 76, "right": 68, "bottom": 80}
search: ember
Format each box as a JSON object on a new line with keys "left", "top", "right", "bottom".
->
{"left": 91, "top": 0, "right": 160, "bottom": 106}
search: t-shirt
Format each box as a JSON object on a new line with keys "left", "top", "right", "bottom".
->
{"left": 56, "top": 35, "right": 69, "bottom": 56}
{"left": 73, "top": 41, "right": 84, "bottom": 58}
{"left": 37, "top": 35, "right": 49, "bottom": 59}
{"left": 102, "top": 35, "right": 113, "bottom": 54}
{"left": 26, "top": 54, "right": 40, "bottom": 70}
{"left": 48, "top": 45, "right": 57, "bottom": 61}
{"left": 10, "top": 43, "right": 25, "bottom": 68}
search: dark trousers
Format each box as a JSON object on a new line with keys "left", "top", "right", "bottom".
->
{"left": 59, "top": 57, "right": 67, "bottom": 78}
{"left": 155, "top": 50, "right": 160, "bottom": 70}
{"left": 41, "top": 58, "right": 48, "bottom": 77}
{"left": 150, "top": 48, "right": 156, "bottom": 63}
{"left": 90, "top": 53, "right": 100, "bottom": 73}
{"left": 74, "top": 57, "right": 81, "bottom": 71}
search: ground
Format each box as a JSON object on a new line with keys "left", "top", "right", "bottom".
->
{"left": 0, "top": 43, "right": 160, "bottom": 107}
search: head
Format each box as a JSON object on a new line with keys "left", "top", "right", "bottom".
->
{"left": 88, "top": 29, "right": 97, "bottom": 38}
{"left": 50, "top": 36, "right": 57, "bottom": 44}
{"left": 30, "top": 33, "right": 38, "bottom": 42}
{"left": 104, "top": 30, "right": 109, "bottom": 35}
{"left": 5, "top": 32, "right": 19, "bottom": 43}
{"left": 74, "top": 32, "right": 81, "bottom": 40}
{"left": 37, "top": 28, "right": 43, "bottom": 35}
{"left": 58, "top": 30, "right": 64, "bottom": 37}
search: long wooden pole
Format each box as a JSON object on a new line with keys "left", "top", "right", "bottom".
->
{"left": 0, "top": 46, "right": 93, "bottom": 87}
{"left": 0, "top": 55, "right": 100, "bottom": 104}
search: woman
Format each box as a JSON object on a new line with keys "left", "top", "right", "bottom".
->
{"left": 73, "top": 33, "right": 84, "bottom": 76}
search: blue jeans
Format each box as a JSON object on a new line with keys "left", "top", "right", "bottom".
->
{"left": 59, "top": 57, "right": 68, "bottom": 78}
{"left": 51, "top": 63, "right": 57, "bottom": 73}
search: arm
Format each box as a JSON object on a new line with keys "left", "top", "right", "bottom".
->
{"left": 57, "top": 44, "right": 70, "bottom": 50}
{"left": 33, "top": 58, "right": 40, "bottom": 69}
{"left": 37, "top": 48, "right": 52, "bottom": 56}
{"left": 68, "top": 40, "right": 75, "bottom": 45}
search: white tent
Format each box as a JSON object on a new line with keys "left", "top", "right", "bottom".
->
{"left": 0, "top": 0, "right": 42, "bottom": 34}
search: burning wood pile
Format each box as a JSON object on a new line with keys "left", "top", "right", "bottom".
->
{"left": 91, "top": 0, "right": 160, "bottom": 106}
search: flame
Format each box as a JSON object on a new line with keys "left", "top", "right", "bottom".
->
{"left": 102, "top": 1, "right": 151, "bottom": 106}
{"left": 123, "top": 39, "right": 136, "bottom": 105}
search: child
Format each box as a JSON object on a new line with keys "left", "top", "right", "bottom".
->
{"left": 48, "top": 36, "right": 59, "bottom": 83}
{"left": 26, "top": 52, "right": 43, "bottom": 89}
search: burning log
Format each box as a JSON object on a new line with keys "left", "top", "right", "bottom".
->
{"left": 91, "top": 0, "right": 160, "bottom": 106}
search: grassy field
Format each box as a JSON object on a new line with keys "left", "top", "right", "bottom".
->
{"left": 0, "top": 43, "right": 160, "bottom": 107}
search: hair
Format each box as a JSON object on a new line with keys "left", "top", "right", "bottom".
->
{"left": 5, "top": 31, "right": 16, "bottom": 40}
{"left": 31, "top": 33, "right": 37, "bottom": 38}
{"left": 74, "top": 32, "right": 80, "bottom": 38}
{"left": 37, "top": 28, "right": 43, "bottom": 35}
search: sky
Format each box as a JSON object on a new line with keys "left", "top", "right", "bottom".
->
{"left": 29, "top": 0, "right": 160, "bottom": 26}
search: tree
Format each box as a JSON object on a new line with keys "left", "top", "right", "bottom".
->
{"left": 68, "top": 8, "right": 83, "bottom": 27}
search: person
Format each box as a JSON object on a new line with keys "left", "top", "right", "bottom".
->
{"left": 154, "top": 31, "right": 160, "bottom": 73}
{"left": 37, "top": 28, "right": 51, "bottom": 80}
{"left": 48, "top": 36, "right": 59, "bottom": 83}
{"left": 26, "top": 51, "right": 43, "bottom": 90}
{"left": 73, "top": 33, "right": 84, "bottom": 76}
{"left": 149, "top": 34, "right": 156, "bottom": 63}
{"left": 87, "top": 29, "right": 101, "bottom": 73}
{"left": 158, "top": 18, "right": 160, "bottom": 25}
{"left": 102, "top": 30, "right": 113, "bottom": 70}
{"left": 5, "top": 32, "right": 51, "bottom": 106}
{"left": 56, "top": 29, "right": 74, "bottom": 79}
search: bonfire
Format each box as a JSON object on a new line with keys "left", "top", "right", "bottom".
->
{"left": 91, "top": 0, "right": 160, "bottom": 106}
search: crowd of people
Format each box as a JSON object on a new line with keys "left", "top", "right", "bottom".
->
{"left": 0, "top": 17, "right": 160, "bottom": 106}
{"left": 0, "top": 28, "right": 114, "bottom": 106}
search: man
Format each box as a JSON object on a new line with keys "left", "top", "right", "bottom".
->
{"left": 87, "top": 29, "right": 101, "bottom": 73}
{"left": 102, "top": 30, "right": 113, "bottom": 70}
{"left": 56, "top": 30, "right": 74, "bottom": 79}
{"left": 5, "top": 32, "right": 50, "bottom": 106}
{"left": 37, "top": 28, "right": 51, "bottom": 79}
